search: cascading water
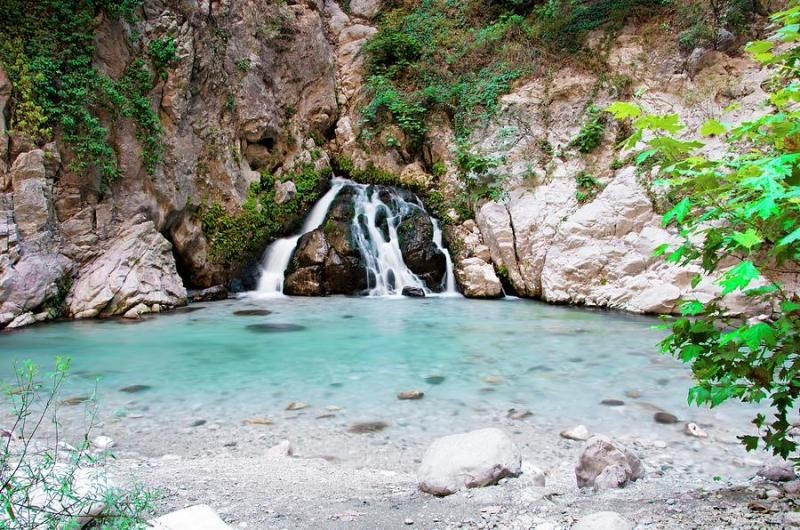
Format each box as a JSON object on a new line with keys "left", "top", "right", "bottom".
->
{"left": 256, "top": 177, "right": 460, "bottom": 297}
{"left": 256, "top": 180, "right": 346, "bottom": 296}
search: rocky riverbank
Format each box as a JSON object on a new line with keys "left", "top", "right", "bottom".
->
{"left": 103, "top": 414, "right": 799, "bottom": 529}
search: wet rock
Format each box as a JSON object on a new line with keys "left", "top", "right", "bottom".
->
{"left": 575, "top": 436, "right": 644, "bottom": 490}
{"left": 758, "top": 462, "right": 797, "bottom": 482}
{"left": 119, "top": 384, "right": 152, "bottom": 394}
{"left": 190, "top": 420, "right": 207, "bottom": 427}
{"left": 560, "top": 425, "right": 592, "bottom": 441}
{"left": 398, "top": 390, "right": 424, "bottom": 400}
{"left": 266, "top": 440, "right": 293, "bottom": 458}
{"left": 784, "top": 480, "right": 800, "bottom": 495}
{"left": 573, "top": 512, "right": 633, "bottom": 530}
{"left": 243, "top": 418, "right": 274, "bottom": 426}
{"left": 7, "top": 312, "right": 36, "bottom": 329}
{"left": 507, "top": 408, "right": 533, "bottom": 420}
{"left": 397, "top": 207, "right": 446, "bottom": 290}
{"left": 683, "top": 422, "right": 708, "bottom": 438}
{"left": 287, "top": 402, "right": 310, "bottom": 411}
{"left": 60, "top": 396, "right": 91, "bottom": 406}
{"left": 348, "top": 421, "right": 389, "bottom": 434}
{"left": 417, "top": 428, "right": 522, "bottom": 496}
{"left": 150, "top": 504, "right": 232, "bottom": 530}
{"left": 401, "top": 286, "right": 425, "bottom": 298}
{"left": 425, "top": 376, "right": 445, "bottom": 385}
{"left": 189, "top": 285, "right": 228, "bottom": 303}
{"left": 654, "top": 411, "right": 679, "bottom": 424}
{"left": 245, "top": 323, "right": 306, "bottom": 333}
{"left": 233, "top": 309, "right": 272, "bottom": 316}
{"left": 600, "top": 399, "right": 625, "bottom": 407}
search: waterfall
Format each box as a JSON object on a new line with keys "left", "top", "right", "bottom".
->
{"left": 255, "top": 177, "right": 460, "bottom": 297}
{"left": 432, "top": 219, "right": 459, "bottom": 296}
{"left": 351, "top": 185, "right": 429, "bottom": 296}
{"left": 256, "top": 180, "right": 346, "bottom": 296}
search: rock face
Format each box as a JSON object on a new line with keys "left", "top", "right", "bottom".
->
{"left": 66, "top": 219, "right": 186, "bottom": 319}
{"left": 417, "top": 428, "right": 522, "bottom": 496}
{"left": 575, "top": 436, "right": 644, "bottom": 490}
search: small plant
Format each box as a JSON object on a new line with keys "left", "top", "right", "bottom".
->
{"left": 235, "top": 58, "right": 251, "bottom": 72}
{"left": 571, "top": 105, "right": 606, "bottom": 154}
{"left": 1, "top": 358, "right": 158, "bottom": 528}
{"left": 574, "top": 171, "right": 602, "bottom": 203}
{"left": 148, "top": 35, "right": 179, "bottom": 79}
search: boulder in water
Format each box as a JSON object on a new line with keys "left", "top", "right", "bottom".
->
{"left": 233, "top": 309, "right": 272, "bottom": 316}
{"left": 654, "top": 411, "right": 679, "bottom": 424}
{"left": 398, "top": 390, "right": 424, "bottom": 400}
{"left": 417, "top": 428, "right": 522, "bottom": 496}
{"left": 401, "top": 286, "right": 425, "bottom": 297}
{"left": 397, "top": 207, "right": 446, "bottom": 290}
{"left": 188, "top": 285, "right": 228, "bottom": 302}
{"left": 348, "top": 421, "right": 389, "bottom": 433}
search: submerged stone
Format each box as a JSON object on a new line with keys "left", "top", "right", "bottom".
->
{"left": 401, "top": 286, "right": 425, "bottom": 297}
{"left": 190, "top": 419, "right": 207, "bottom": 427}
{"left": 245, "top": 323, "right": 306, "bottom": 333}
{"left": 286, "top": 402, "right": 309, "bottom": 411}
{"left": 398, "top": 390, "right": 424, "bottom": 400}
{"left": 60, "top": 396, "right": 91, "bottom": 406}
{"left": 244, "top": 418, "right": 274, "bottom": 426}
{"left": 654, "top": 411, "right": 679, "bottom": 424}
{"left": 600, "top": 399, "right": 625, "bottom": 407}
{"left": 233, "top": 309, "right": 272, "bottom": 316}
{"left": 348, "top": 421, "right": 389, "bottom": 434}
{"left": 119, "top": 384, "right": 152, "bottom": 394}
{"left": 425, "top": 376, "right": 445, "bottom": 385}
{"left": 507, "top": 408, "right": 533, "bottom": 420}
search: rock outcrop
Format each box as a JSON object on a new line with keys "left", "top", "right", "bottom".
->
{"left": 417, "top": 428, "right": 522, "bottom": 496}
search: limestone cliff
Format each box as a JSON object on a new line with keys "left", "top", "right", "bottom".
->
{"left": 0, "top": 0, "right": 780, "bottom": 328}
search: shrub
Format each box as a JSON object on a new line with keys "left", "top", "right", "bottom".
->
{"left": 574, "top": 171, "right": 602, "bottom": 203}
{"left": 607, "top": 3, "right": 800, "bottom": 462}
{"left": 1, "top": 358, "right": 157, "bottom": 528}
{"left": 571, "top": 105, "right": 606, "bottom": 154}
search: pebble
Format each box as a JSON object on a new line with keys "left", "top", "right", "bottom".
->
{"left": 286, "top": 402, "right": 309, "bottom": 411}
{"left": 654, "top": 412, "right": 679, "bottom": 424}
{"left": 119, "top": 384, "right": 152, "bottom": 393}
{"left": 484, "top": 375, "right": 503, "bottom": 385}
{"left": 398, "top": 390, "right": 424, "bottom": 400}
{"left": 683, "top": 422, "right": 708, "bottom": 438}
{"left": 560, "top": 425, "right": 591, "bottom": 441}
{"left": 600, "top": 399, "right": 625, "bottom": 407}
{"left": 190, "top": 420, "right": 207, "bottom": 427}
{"left": 624, "top": 390, "right": 642, "bottom": 399}
{"left": 60, "top": 396, "right": 91, "bottom": 406}
{"left": 507, "top": 408, "right": 533, "bottom": 420}
{"left": 404, "top": 518, "right": 414, "bottom": 525}
{"left": 92, "top": 435, "right": 115, "bottom": 451}
{"left": 348, "top": 421, "right": 389, "bottom": 434}
{"left": 243, "top": 418, "right": 274, "bottom": 426}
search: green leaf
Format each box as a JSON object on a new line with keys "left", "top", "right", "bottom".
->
{"left": 634, "top": 113, "right": 684, "bottom": 134}
{"left": 680, "top": 300, "right": 705, "bottom": 316}
{"left": 778, "top": 226, "right": 800, "bottom": 247}
{"left": 663, "top": 198, "right": 691, "bottom": 226}
{"left": 606, "top": 101, "right": 642, "bottom": 120}
{"left": 731, "top": 229, "right": 763, "bottom": 250}
{"left": 700, "top": 119, "right": 726, "bottom": 137}
{"left": 718, "top": 261, "right": 761, "bottom": 295}
{"left": 741, "top": 323, "right": 776, "bottom": 350}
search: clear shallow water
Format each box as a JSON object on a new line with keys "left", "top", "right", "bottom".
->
{"left": 0, "top": 297, "right": 755, "bottom": 439}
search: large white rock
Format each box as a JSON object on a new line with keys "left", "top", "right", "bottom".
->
{"left": 150, "top": 505, "right": 231, "bottom": 530}
{"left": 67, "top": 218, "right": 187, "bottom": 319}
{"left": 454, "top": 257, "right": 503, "bottom": 298}
{"left": 573, "top": 511, "right": 633, "bottom": 530}
{"left": 417, "top": 428, "right": 522, "bottom": 496}
{"left": 575, "top": 436, "right": 644, "bottom": 490}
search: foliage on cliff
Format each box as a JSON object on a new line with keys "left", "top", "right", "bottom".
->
{"left": 0, "top": 0, "right": 164, "bottom": 190}
{"left": 201, "top": 166, "right": 329, "bottom": 268}
{"left": 610, "top": 2, "right": 800, "bottom": 462}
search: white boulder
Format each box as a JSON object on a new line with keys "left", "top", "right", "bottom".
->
{"left": 417, "top": 428, "right": 522, "bottom": 496}
{"left": 573, "top": 511, "right": 633, "bottom": 530}
{"left": 150, "top": 505, "right": 231, "bottom": 530}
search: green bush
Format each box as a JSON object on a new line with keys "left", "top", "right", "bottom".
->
{"left": 202, "top": 165, "right": 328, "bottom": 266}
{"left": 571, "top": 105, "right": 606, "bottom": 153}
{"left": 574, "top": 171, "right": 602, "bottom": 203}
{"left": 1, "top": 358, "right": 158, "bottom": 528}
{"left": 0, "top": 0, "right": 164, "bottom": 191}
{"left": 148, "top": 36, "right": 179, "bottom": 78}
{"left": 608, "top": 2, "right": 800, "bottom": 462}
